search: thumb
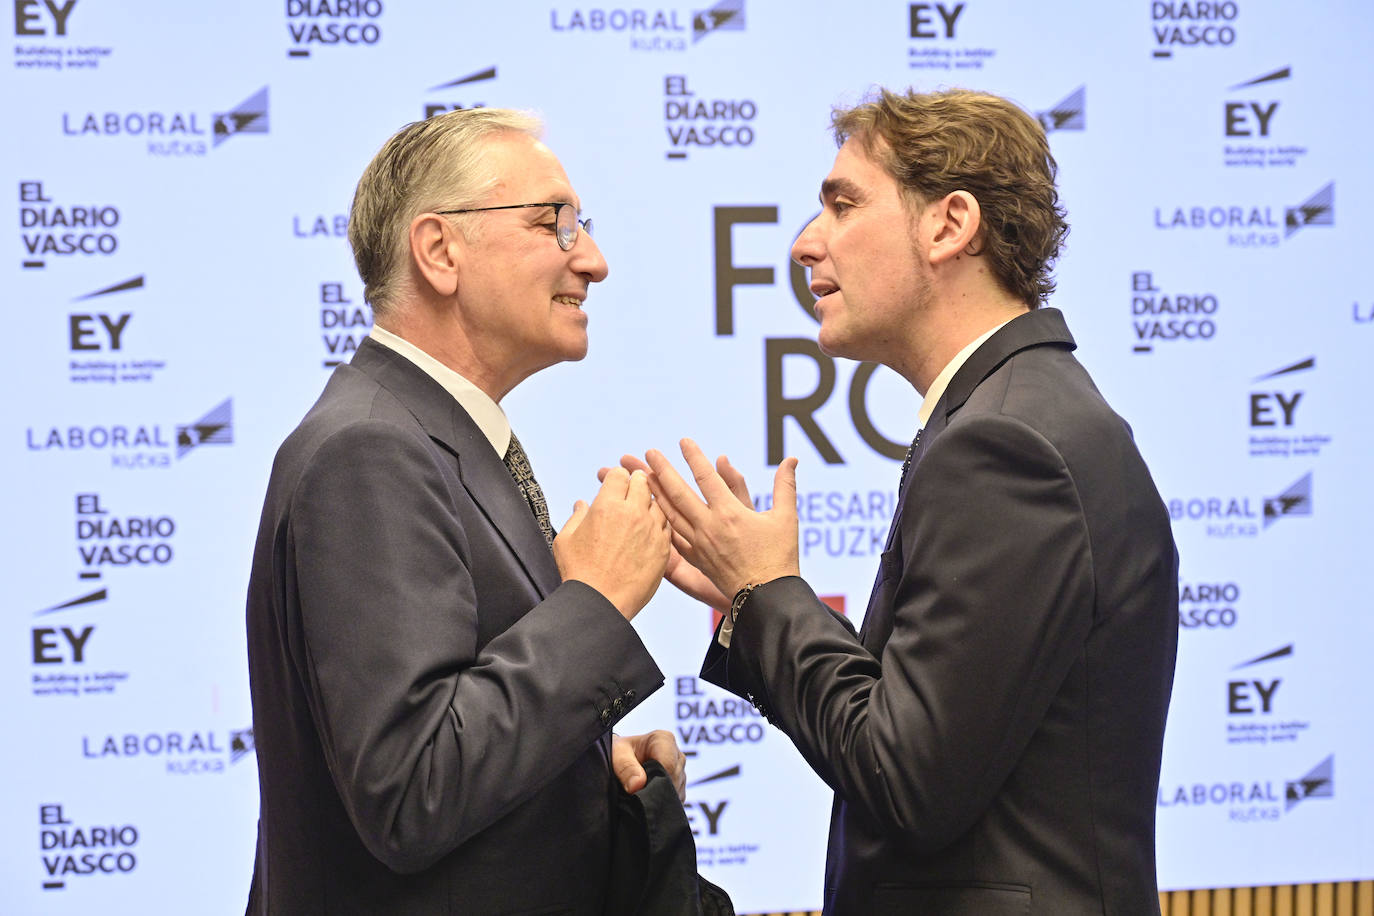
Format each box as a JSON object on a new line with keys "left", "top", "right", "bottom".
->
{"left": 611, "top": 736, "right": 648, "bottom": 794}
{"left": 772, "top": 457, "right": 798, "bottom": 512}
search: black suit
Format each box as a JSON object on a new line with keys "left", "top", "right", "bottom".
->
{"left": 246, "top": 337, "right": 663, "bottom": 914}
{"left": 703, "top": 309, "right": 1178, "bottom": 915}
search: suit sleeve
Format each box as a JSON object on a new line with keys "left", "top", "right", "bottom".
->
{"left": 712, "top": 414, "right": 1094, "bottom": 852}
{"left": 283, "top": 418, "right": 663, "bottom": 873}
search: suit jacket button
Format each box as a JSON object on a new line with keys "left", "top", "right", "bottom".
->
{"left": 599, "top": 708, "right": 611, "bottom": 725}
{"left": 612, "top": 697, "right": 624, "bottom": 715}
{"left": 625, "top": 689, "right": 637, "bottom": 701}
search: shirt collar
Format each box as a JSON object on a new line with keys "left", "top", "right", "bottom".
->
{"left": 367, "top": 325, "right": 511, "bottom": 457}
{"left": 917, "top": 317, "right": 1017, "bottom": 428}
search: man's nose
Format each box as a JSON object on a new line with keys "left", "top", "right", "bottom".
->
{"left": 791, "top": 215, "right": 823, "bottom": 266}
{"left": 573, "top": 230, "right": 610, "bottom": 282}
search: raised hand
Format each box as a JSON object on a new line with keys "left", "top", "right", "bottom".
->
{"left": 644, "top": 439, "right": 800, "bottom": 600}
{"left": 607, "top": 452, "right": 749, "bottom": 609}
{"left": 553, "top": 468, "right": 670, "bottom": 620}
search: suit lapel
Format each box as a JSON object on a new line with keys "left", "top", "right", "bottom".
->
{"left": 930, "top": 307, "right": 1076, "bottom": 434}
{"left": 859, "top": 309, "right": 1075, "bottom": 651}
{"left": 349, "top": 338, "right": 562, "bottom": 597}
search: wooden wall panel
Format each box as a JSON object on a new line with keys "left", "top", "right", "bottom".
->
{"left": 742, "top": 881, "right": 1374, "bottom": 916}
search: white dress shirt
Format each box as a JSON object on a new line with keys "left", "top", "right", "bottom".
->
{"left": 368, "top": 325, "right": 510, "bottom": 458}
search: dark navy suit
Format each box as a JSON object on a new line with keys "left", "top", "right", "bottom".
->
{"left": 246, "top": 337, "right": 663, "bottom": 914}
{"left": 704, "top": 308, "right": 1178, "bottom": 915}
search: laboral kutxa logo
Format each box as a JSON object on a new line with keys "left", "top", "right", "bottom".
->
{"left": 1167, "top": 472, "right": 1312, "bottom": 538}
{"left": 549, "top": 0, "right": 743, "bottom": 52}
{"left": 1036, "top": 86, "right": 1085, "bottom": 134}
{"left": 60, "top": 87, "right": 269, "bottom": 157}
{"left": 1158, "top": 754, "right": 1333, "bottom": 824}
{"left": 25, "top": 398, "right": 235, "bottom": 469}
{"left": 81, "top": 726, "right": 255, "bottom": 775}
{"left": 1153, "top": 181, "right": 1332, "bottom": 248}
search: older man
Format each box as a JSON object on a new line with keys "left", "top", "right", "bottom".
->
{"left": 644, "top": 89, "right": 1179, "bottom": 914}
{"left": 245, "top": 108, "right": 679, "bottom": 915}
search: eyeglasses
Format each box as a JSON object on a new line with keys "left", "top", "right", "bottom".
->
{"left": 435, "top": 202, "right": 592, "bottom": 251}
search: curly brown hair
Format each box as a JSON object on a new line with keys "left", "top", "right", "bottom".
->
{"left": 831, "top": 88, "right": 1068, "bottom": 307}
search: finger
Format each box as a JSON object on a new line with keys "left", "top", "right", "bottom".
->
{"left": 641, "top": 467, "right": 672, "bottom": 508}
{"left": 596, "top": 465, "right": 631, "bottom": 501}
{"left": 639, "top": 730, "right": 688, "bottom": 802}
{"left": 596, "top": 466, "right": 610, "bottom": 483}
{"left": 716, "top": 454, "right": 752, "bottom": 507}
{"left": 679, "top": 438, "right": 738, "bottom": 507}
{"left": 645, "top": 449, "right": 709, "bottom": 533}
{"left": 618, "top": 454, "right": 651, "bottom": 474}
{"left": 648, "top": 498, "right": 669, "bottom": 531}
{"left": 625, "top": 468, "right": 652, "bottom": 506}
{"left": 772, "top": 456, "right": 799, "bottom": 512}
{"left": 669, "top": 528, "right": 694, "bottom": 560}
{"left": 611, "top": 735, "right": 647, "bottom": 794}
{"left": 643, "top": 471, "right": 688, "bottom": 535}
{"left": 643, "top": 729, "right": 681, "bottom": 773}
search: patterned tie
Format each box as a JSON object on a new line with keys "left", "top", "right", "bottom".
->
{"left": 897, "top": 428, "right": 922, "bottom": 495}
{"left": 502, "top": 431, "right": 554, "bottom": 546}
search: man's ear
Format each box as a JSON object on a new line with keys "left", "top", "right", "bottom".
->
{"left": 925, "top": 190, "right": 982, "bottom": 265}
{"left": 409, "top": 213, "right": 462, "bottom": 297}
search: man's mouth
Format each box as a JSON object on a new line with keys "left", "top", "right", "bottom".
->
{"left": 809, "top": 281, "right": 840, "bottom": 299}
{"left": 553, "top": 295, "right": 583, "bottom": 308}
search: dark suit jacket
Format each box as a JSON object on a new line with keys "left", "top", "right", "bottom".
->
{"left": 245, "top": 337, "right": 664, "bottom": 915}
{"left": 703, "top": 308, "right": 1178, "bottom": 915}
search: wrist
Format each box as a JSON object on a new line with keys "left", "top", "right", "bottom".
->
{"left": 729, "top": 582, "right": 762, "bottom": 625}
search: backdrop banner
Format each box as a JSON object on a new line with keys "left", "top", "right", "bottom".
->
{"left": 3, "top": 1, "right": 1371, "bottom": 911}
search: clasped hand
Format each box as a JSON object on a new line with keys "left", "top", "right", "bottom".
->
{"left": 553, "top": 468, "right": 670, "bottom": 620}
{"left": 627, "top": 439, "right": 800, "bottom": 606}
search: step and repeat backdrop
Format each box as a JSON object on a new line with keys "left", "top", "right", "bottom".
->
{"left": 3, "top": 1, "right": 1372, "bottom": 912}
